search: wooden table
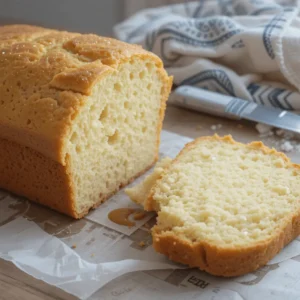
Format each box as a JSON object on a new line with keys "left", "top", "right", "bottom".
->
{"left": 0, "top": 105, "right": 298, "bottom": 300}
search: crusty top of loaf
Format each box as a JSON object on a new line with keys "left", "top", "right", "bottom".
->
{"left": 0, "top": 25, "right": 165, "bottom": 164}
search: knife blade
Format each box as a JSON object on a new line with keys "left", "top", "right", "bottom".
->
{"left": 170, "top": 85, "right": 300, "bottom": 134}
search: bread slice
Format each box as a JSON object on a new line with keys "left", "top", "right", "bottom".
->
{"left": 0, "top": 25, "right": 172, "bottom": 218}
{"left": 126, "top": 135, "right": 300, "bottom": 276}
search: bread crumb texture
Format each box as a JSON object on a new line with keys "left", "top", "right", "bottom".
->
{"left": 139, "top": 241, "right": 146, "bottom": 247}
{"left": 148, "top": 135, "right": 300, "bottom": 276}
{"left": 0, "top": 25, "right": 172, "bottom": 218}
{"left": 125, "top": 157, "right": 172, "bottom": 207}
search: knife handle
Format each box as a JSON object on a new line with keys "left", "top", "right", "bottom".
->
{"left": 170, "top": 85, "right": 256, "bottom": 120}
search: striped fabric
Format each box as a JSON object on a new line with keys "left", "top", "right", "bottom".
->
{"left": 115, "top": 0, "right": 300, "bottom": 111}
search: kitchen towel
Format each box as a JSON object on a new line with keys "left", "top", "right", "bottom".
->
{"left": 114, "top": 0, "right": 300, "bottom": 111}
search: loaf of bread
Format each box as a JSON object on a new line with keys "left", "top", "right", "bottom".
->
{"left": 126, "top": 135, "right": 300, "bottom": 276}
{"left": 0, "top": 25, "right": 172, "bottom": 218}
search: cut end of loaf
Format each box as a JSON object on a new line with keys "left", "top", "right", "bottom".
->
{"left": 66, "top": 57, "right": 170, "bottom": 218}
{"left": 149, "top": 135, "right": 300, "bottom": 276}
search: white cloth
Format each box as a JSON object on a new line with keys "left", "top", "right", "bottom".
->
{"left": 115, "top": 0, "right": 300, "bottom": 111}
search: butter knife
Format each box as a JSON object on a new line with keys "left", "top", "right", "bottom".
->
{"left": 170, "top": 85, "right": 300, "bottom": 134}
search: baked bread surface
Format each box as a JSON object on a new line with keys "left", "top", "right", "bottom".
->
{"left": 0, "top": 25, "right": 172, "bottom": 218}
{"left": 127, "top": 135, "right": 300, "bottom": 276}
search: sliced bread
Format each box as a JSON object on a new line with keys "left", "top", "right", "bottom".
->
{"left": 126, "top": 135, "right": 300, "bottom": 276}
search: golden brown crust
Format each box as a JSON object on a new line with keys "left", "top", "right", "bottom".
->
{"left": 0, "top": 137, "right": 76, "bottom": 217}
{"left": 147, "top": 134, "right": 300, "bottom": 276}
{"left": 152, "top": 209, "right": 300, "bottom": 276}
{"left": 155, "top": 75, "right": 173, "bottom": 161}
{"left": 49, "top": 62, "right": 112, "bottom": 95}
{"left": 0, "top": 136, "right": 158, "bottom": 219}
{"left": 0, "top": 24, "right": 166, "bottom": 164}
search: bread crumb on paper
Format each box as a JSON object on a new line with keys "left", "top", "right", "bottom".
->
{"left": 139, "top": 241, "right": 146, "bottom": 247}
{"left": 211, "top": 124, "right": 222, "bottom": 131}
{"left": 255, "top": 123, "right": 300, "bottom": 153}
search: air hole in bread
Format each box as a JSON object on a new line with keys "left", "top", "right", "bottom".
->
{"left": 108, "top": 130, "right": 119, "bottom": 145}
{"left": 76, "top": 145, "right": 82, "bottom": 153}
{"left": 139, "top": 71, "right": 145, "bottom": 79}
{"left": 70, "top": 132, "right": 78, "bottom": 144}
{"left": 90, "top": 104, "right": 96, "bottom": 113}
{"left": 114, "top": 83, "right": 122, "bottom": 92}
{"left": 99, "top": 106, "right": 108, "bottom": 121}
{"left": 146, "top": 63, "right": 153, "bottom": 71}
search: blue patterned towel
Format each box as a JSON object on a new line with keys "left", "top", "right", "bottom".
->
{"left": 115, "top": 0, "right": 300, "bottom": 111}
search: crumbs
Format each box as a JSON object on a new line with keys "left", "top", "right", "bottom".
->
{"left": 139, "top": 241, "right": 146, "bottom": 247}
{"left": 255, "top": 123, "right": 300, "bottom": 153}
{"left": 211, "top": 124, "right": 222, "bottom": 130}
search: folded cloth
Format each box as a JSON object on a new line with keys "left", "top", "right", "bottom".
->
{"left": 114, "top": 0, "right": 300, "bottom": 111}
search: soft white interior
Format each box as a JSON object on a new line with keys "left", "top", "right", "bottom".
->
{"left": 66, "top": 58, "right": 164, "bottom": 215}
{"left": 153, "top": 138, "right": 300, "bottom": 246}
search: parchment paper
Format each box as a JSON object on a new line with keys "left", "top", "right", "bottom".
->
{"left": 1, "top": 131, "right": 300, "bottom": 300}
